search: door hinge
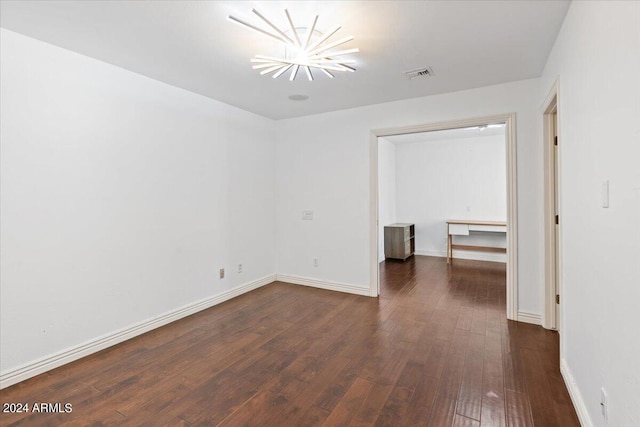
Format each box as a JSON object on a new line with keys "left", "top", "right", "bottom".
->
{"left": 554, "top": 136, "right": 558, "bottom": 146}
{"left": 556, "top": 294, "right": 560, "bottom": 304}
{"left": 555, "top": 215, "right": 559, "bottom": 225}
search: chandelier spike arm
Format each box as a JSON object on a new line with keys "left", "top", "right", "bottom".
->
{"left": 273, "top": 64, "right": 293, "bottom": 79}
{"left": 254, "top": 54, "right": 290, "bottom": 62}
{"left": 284, "top": 9, "right": 302, "bottom": 48}
{"left": 302, "top": 15, "right": 319, "bottom": 50}
{"left": 306, "top": 59, "right": 356, "bottom": 65}
{"left": 289, "top": 64, "right": 300, "bottom": 81}
{"left": 310, "top": 48, "right": 359, "bottom": 58}
{"left": 309, "top": 36, "right": 355, "bottom": 56}
{"left": 252, "top": 62, "right": 283, "bottom": 69}
{"left": 304, "top": 66, "right": 314, "bottom": 81}
{"left": 321, "top": 69, "right": 335, "bottom": 78}
{"left": 227, "top": 15, "right": 290, "bottom": 46}
{"left": 305, "top": 25, "right": 341, "bottom": 53}
{"left": 336, "top": 63, "right": 356, "bottom": 72}
{"left": 252, "top": 9, "right": 295, "bottom": 46}
{"left": 260, "top": 64, "right": 289, "bottom": 75}
{"left": 307, "top": 63, "right": 355, "bottom": 72}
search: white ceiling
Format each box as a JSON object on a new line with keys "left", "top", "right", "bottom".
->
{"left": 0, "top": 1, "right": 570, "bottom": 120}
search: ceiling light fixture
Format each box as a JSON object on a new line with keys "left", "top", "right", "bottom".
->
{"left": 471, "top": 123, "right": 505, "bottom": 131}
{"left": 228, "top": 9, "right": 359, "bottom": 81}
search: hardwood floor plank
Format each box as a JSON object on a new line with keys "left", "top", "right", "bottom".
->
{"left": 520, "top": 348, "right": 575, "bottom": 427}
{"left": 502, "top": 324, "right": 529, "bottom": 394}
{"left": 312, "top": 356, "right": 367, "bottom": 415}
{"left": 456, "top": 306, "right": 474, "bottom": 331}
{"left": 373, "top": 384, "right": 414, "bottom": 427}
{"left": 401, "top": 342, "right": 450, "bottom": 425}
{"left": 427, "top": 395, "right": 458, "bottom": 427}
{"left": 348, "top": 383, "right": 393, "bottom": 427}
{"left": 479, "top": 331, "right": 506, "bottom": 427}
{"left": 266, "top": 356, "right": 353, "bottom": 427}
{"left": 456, "top": 332, "right": 485, "bottom": 420}
{"left": 298, "top": 405, "right": 332, "bottom": 427}
{"left": 321, "top": 378, "right": 374, "bottom": 427}
{"left": 433, "top": 350, "right": 466, "bottom": 401}
{"left": 506, "top": 389, "right": 534, "bottom": 427}
{"left": 453, "top": 413, "right": 481, "bottom": 427}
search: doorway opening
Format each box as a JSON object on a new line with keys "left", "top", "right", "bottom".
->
{"left": 369, "top": 114, "right": 519, "bottom": 321}
{"left": 543, "top": 85, "right": 560, "bottom": 330}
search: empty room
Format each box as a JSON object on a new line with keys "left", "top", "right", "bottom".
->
{"left": 1, "top": 1, "right": 638, "bottom": 426}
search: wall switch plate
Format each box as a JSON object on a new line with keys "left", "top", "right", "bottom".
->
{"left": 302, "top": 210, "right": 314, "bottom": 220}
{"left": 602, "top": 180, "right": 609, "bottom": 208}
{"left": 313, "top": 258, "right": 319, "bottom": 267}
{"left": 219, "top": 268, "right": 225, "bottom": 279}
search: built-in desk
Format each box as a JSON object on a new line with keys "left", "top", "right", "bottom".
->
{"left": 446, "top": 220, "right": 507, "bottom": 263}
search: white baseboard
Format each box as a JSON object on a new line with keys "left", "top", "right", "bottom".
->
{"left": 414, "top": 249, "right": 507, "bottom": 263}
{"left": 276, "top": 274, "right": 372, "bottom": 297}
{"left": 561, "top": 358, "right": 593, "bottom": 427}
{"left": 0, "top": 274, "right": 276, "bottom": 390}
{"left": 516, "top": 311, "right": 542, "bottom": 325}
{"left": 414, "top": 250, "right": 442, "bottom": 257}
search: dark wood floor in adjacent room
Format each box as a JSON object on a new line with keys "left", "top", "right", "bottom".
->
{"left": 0, "top": 256, "right": 579, "bottom": 426}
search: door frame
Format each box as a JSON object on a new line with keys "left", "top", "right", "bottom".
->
{"left": 369, "top": 113, "right": 519, "bottom": 321}
{"left": 542, "top": 81, "right": 561, "bottom": 330}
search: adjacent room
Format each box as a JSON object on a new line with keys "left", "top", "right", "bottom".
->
{"left": 378, "top": 125, "right": 508, "bottom": 265}
{"left": 1, "top": 1, "right": 638, "bottom": 426}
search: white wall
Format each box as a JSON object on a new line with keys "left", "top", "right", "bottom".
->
{"left": 0, "top": 29, "right": 276, "bottom": 378}
{"left": 276, "top": 78, "right": 543, "bottom": 314}
{"left": 377, "top": 139, "right": 397, "bottom": 262}
{"left": 394, "top": 134, "right": 506, "bottom": 262}
{"left": 538, "top": 2, "right": 640, "bottom": 426}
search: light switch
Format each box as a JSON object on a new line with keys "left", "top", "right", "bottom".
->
{"left": 302, "top": 210, "right": 314, "bottom": 220}
{"left": 602, "top": 180, "right": 609, "bottom": 208}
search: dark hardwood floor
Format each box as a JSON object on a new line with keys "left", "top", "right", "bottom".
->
{"left": 0, "top": 256, "right": 579, "bottom": 426}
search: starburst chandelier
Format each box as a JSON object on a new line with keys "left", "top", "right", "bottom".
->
{"left": 228, "top": 9, "right": 359, "bottom": 81}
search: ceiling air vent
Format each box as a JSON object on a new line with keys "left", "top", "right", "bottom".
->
{"left": 405, "top": 66, "right": 434, "bottom": 80}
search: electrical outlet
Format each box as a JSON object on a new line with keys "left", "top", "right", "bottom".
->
{"left": 238, "top": 264, "right": 243, "bottom": 273}
{"left": 313, "top": 258, "right": 319, "bottom": 267}
{"left": 600, "top": 387, "right": 608, "bottom": 422}
{"left": 219, "top": 268, "right": 225, "bottom": 279}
